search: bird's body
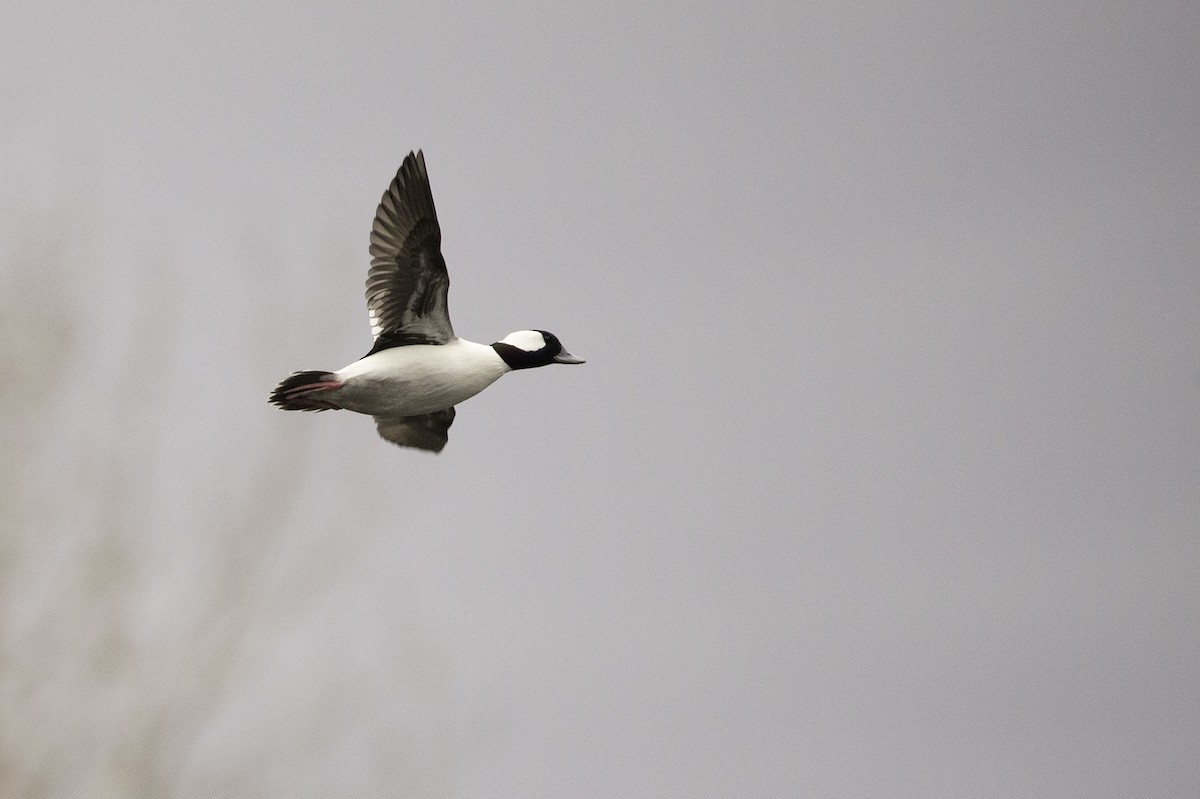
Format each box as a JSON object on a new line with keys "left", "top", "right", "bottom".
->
{"left": 269, "top": 150, "right": 583, "bottom": 452}
{"left": 326, "top": 339, "right": 509, "bottom": 418}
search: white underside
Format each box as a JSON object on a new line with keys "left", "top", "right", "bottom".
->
{"left": 329, "top": 338, "right": 510, "bottom": 417}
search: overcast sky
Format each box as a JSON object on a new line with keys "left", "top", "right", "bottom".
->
{"left": 3, "top": 2, "right": 1198, "bottom": 797}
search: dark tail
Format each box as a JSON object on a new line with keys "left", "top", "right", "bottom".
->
{"left": 269, "top": 370, "right": 343, "bottom": 411}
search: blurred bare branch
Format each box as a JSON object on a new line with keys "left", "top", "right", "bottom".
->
{"left": 0, "top": 219, "right": 357, "bottom": 797}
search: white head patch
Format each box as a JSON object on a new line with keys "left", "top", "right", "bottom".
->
{"left": 501, "top": 330, "right": 547, "bottom": 352}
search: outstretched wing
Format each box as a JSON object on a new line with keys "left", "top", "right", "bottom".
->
{"left": 365, "top": 150, "right": 455, "bottom": 354}
{"left": 373, "top": 408, "right": 456, "bottom": 453}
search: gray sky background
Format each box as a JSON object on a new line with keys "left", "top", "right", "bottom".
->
{"left": 3, "top": 2, "right": 1198, "bottom": 796}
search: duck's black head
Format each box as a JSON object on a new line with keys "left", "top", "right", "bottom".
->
{"left": 492, "top": 330, "right": 586, "bottom": 370}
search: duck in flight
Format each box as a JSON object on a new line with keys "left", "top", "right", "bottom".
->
{"left": 269, "top": 150, "right": 584, "bottom": 453}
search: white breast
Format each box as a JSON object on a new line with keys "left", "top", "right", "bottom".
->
{"left": 331, "top": 338, "right": 509, "bottom": 417}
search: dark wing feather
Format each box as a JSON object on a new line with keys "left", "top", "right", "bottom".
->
{"left": 373, "top": 408, "right": 456, "bottom": 453}
{"left": 365, "top": 150, "right": 454, "bottom": 353}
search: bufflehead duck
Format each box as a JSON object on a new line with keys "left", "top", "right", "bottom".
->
{"left": 269, "top": 150, "right": 584, "bottom": 453}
